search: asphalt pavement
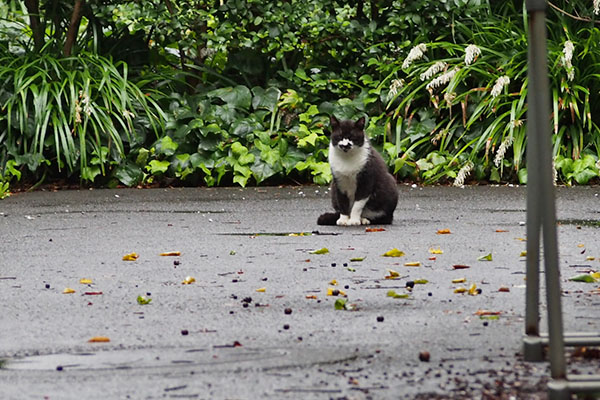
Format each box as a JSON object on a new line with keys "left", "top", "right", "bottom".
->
{"left": 1, "top": 184, "right": 600, "bottom": 399}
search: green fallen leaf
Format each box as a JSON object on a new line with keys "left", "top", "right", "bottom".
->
{"left": 347, "top": 267, "right": 356, "bottom": 272}
{"left": 137, "top": 295, "right": 152, "bottom": 305}
{"left": 386, "top": 290, "right": 410, "bottom": 299}
{"left": 334, "top": 298, "right": 347, "bottom": 310}
{"left": 478, "top": 253, "right": 493, "bottom": 261}
{"left": 479, "top": 315, "right": 500, "bottom": 320}
{"left": 310, "top": 247, "right": 329, "bottom": 255}
{"left": 382, "top": 248, "right": 405, "bottom": 257}
{"left": 414, "top": 279, "right": 429, "bottom": 284}
{"left": 568, "top": 274, "right": 597, "bottom": 283}
{"left": 350, "top": 257, "right": 365, "bottom": 262}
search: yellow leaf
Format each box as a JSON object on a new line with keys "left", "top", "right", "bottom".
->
{"left": 327, "top": 287, "right": 346, "bottom": 296}
{"left": 255, "top": 287, "right": 266, "bottom": 292}
{"left": 160, "top": 251, "right": 181, "bottom": 256}
{"left": 79, "top": 278, "right": 93, "bottom": 284}
{"left": 591, "top": 272, "right": 600, "bottom": 280}
{"left": 468, "top": 283, "right": 478, "bottom": 296}
{"left": 382, "top": 248, "right": 405, "bottom": 257}
{"left": 577, "top": 244, "right": 585, "bottom": 248}
{"left": 63, "top": 288, "right": 75, "bottom": 294}
{"left": 388, "top": 269, "right": 400, "bottom": 278}
{"left": 520, "top": 251, "right": 527, "bottom": 257}
{"left": 122, "top": 252, "right": 139, "bottom": 261}
{"left": 586, "top": 256, "right": 596, "bottom": 261}
{"left": 404, "top": 261, "right": 421, "bottom": 267}
{"left": 88, "top": 336, "right": 110, "bottom": 343}
{"left": 515, "top": 237, "right": 526, "bottom": 242}
{"left": 454, "top": 287, "right": 467, "bottom": 293}
{"left": 329, "top": 279, "right": 338, "bottom": 285}
{"left": 182, "top": 276, "right": 196, "bottom": 285}
{"left": 452, "top": 278, "right": 466, "bottom": 284}
{"left": 437, "top": 229, "right": 451, "bottom": 234}
{"left": 429, "top": 248, "right": 443, "bottom": 254}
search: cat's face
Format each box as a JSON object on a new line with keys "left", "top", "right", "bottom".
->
{"left": 329, "top": 116, "right": 366, "bottom": 153}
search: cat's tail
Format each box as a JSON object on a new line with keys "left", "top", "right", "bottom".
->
{"left": 317, "top": 212, "right": 340, "bottom": 226}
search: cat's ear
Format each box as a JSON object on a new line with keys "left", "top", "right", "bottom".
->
{"left": 330, "top": 115, "right": 340, "bottom": 129}
{"left": 355, "top": 116, "right": 366, "bottom": 130}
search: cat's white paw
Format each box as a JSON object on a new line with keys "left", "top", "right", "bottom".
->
{"left": 336, "top": 215, "right": 350, "bottom": 226}
{"left": 346, "top": 218, "right": 362, "bottom": 226}
{"left": 361, "top": 218, "right": 371, "bottom": 225}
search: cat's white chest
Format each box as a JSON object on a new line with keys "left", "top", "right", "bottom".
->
{"left": 329, "top": 142, "right": 370, "bottom": 197}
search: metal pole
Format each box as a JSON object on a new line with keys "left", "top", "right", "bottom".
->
{"left": 525, "top": 0, "right": 567, "bottom": 380}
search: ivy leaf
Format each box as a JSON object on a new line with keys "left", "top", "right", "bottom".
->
{"left": 310, "top": 247, "right": 329, "bottom": 254}
{"left": 115, "top": 162, "right": 143, "bottom": 187}
{"left": 208, "top": 85, "right": 252, "bottom": 110}
{"left": 147, "top": 160, "right": 170, "bottom": 174}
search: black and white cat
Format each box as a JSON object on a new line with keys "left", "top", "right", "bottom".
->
{"left": 317, "top": 116, "right": 398, "bottom": 226}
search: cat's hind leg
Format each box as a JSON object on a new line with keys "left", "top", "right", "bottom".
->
{"left": 317, "top": 212, "right": 340, "bottom": 225}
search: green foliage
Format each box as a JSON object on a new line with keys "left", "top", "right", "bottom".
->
{"left": 2, "top": 0, "right": 600, "bottom": 188}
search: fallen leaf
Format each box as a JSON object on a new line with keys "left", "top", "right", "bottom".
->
{"left": 366, "top": 227, "right": 385, "bottom": 232}
{"left": 577, "top": 244, "right": 585, "bottom": 248}
{"left": 452, "top": 264, "right": 470, "bottom": 270}
{"left": 255, "top": 287, "right": 266, "bottom": 292}
{"left": 414, "top": 279, "right": 429, "bottom": 284}
{"left": 387, "top": 290, "right": 410, "bottom": 299}
{"left": 63, "top": 288, "right": 75, "bottom": 294}
{"left": 452, "top": 278, "right": 466, "bottom": 284}
{"left": 468, "top": 283, "right": 478, "bottom": 295}
{"left": 334, "top": 298, "right": 347, "bottom": 310}
{"left": 160, "top": 251, "right": 181, "bottom": 256}
{"left": 88, "top": 336, "right": 110, "bottom": 343}
{"left": 122, "top": 252, "right": 139, "bottom": 261}
{"left": 182, "top": 276, "right": 196, "bottom": 285}
{"left": 327, "top": 287, "right": 346, "bottom": 297}
{"left": 385, "top": 269, "right": 401, "bottom": 279}
{"left": 428, "top": 256, "right": 437, "bottom": 261}
{"left": 498, "top": 286, "right": 510, "bottom": 292}
{"left": 404, "top": 261, "right": 421, "bottom": 267}
{"left": 79, "top": 278, "right": 93, "bottom": 284}
{"left": 84, "top": 291, "right": 103, "bottom": 295}
{"left": 382, "top": 248, "right": 405, "bottom": 257}
{"left": 137, "top": 295, "right": 152, "bottom": 305}
{"left": 480, "top": 315, "right": 499, "bottom": 320}
{"left": 429, "top": 248, "right": 443, "bottom": 254}
{"left": 520, "top": 251, "right": 527, "bottom": 257}
{"left": 310, "top": 247, "right": 329, "bottom": 255}
{"left": 477, "top": 253, "right": 493, "bottom": 261}
{"left": 437, "top": 229, "right": 451, "bottom": 234}
{"left": 475, "top": 309, "right": 501, "bottom": 316}
{"left": 586, "top": 256, "right": 596, "bottom": 261}
{"left": 305, "top": 295, "right": 317, "bottom": 299}
{"left": 329, "top": 279, "right": 338, "bottom": 286}
{"left": 516, "top": 237, "right": 527, "bottom": 242}
{"left": 454, "top": 287, "right": 467, "bottom": 294}
{"left": 495, "top": 229, "right": 509, "bottom": 233}
{"left": 350, "top": 257, "right": 365, "bottom": 262}
{"left": 347, "top": 267, "right": 356, "bottom": 272}
{"left": 569, "top": 274, "right": 598, "bottom": 283}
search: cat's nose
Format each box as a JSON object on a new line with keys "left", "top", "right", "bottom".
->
{"left": 339, "top": 143, "right": 352, "bottom": 152}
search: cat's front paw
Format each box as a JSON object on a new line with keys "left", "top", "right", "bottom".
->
{"left": 346, "top": 218, "right": 362, "bottom": 226}
{"left": 361, "top": 218, "right": 371, "bottom": 225}
{"left": 336, "top": 215, "right": 350, "bottom": 226}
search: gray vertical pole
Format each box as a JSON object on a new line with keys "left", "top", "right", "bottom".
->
{"left": 525, "top": 0, "right": 567, "bottom": 380}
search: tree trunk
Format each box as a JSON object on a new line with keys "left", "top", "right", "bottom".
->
{"left": 24, "top": 0, "right": 44, "bottom": 52}
{"left": 63, "top": 0, "right": 85, "bottom": 57}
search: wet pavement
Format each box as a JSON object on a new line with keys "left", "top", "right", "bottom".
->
{"left": 1, "top": 185, "right": 599, "bottom": 399}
